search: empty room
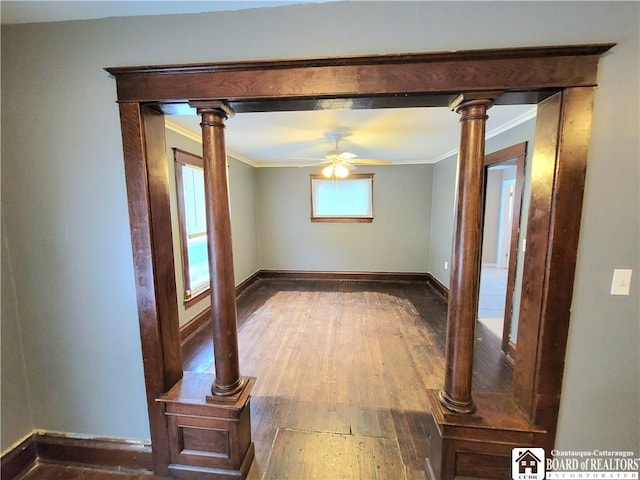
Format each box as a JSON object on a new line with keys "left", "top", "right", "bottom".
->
{"left": 2, "top": 2, "right": 638, "bottom": 480}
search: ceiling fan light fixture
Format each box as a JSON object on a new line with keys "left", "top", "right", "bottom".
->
{"left": 321, "top": 162, "right": 350, "bottom": 179}
{"left": 334, "top": 163, "right": 350, "bottom": 178}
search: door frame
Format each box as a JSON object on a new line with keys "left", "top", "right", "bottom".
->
{"left": 106, "top": 43, "right": 613, "bottom": 475}
{"left": 484, "top": 142, "right": 527, "bottom": 359}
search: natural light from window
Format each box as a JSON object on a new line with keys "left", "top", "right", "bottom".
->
{"left": 310, "top": 174, "right": 374, "bottom": 222}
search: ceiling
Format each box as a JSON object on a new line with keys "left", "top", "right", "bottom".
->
{"left": 0, "top": 1, "right": 330, "bottom": 25}
{"left": 2, "top": 1, "right": 537, "bottom": 166}
{"left": 167, "top": 105, "right": 537, "bottom": 167}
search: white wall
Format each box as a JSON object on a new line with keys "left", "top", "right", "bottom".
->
{"left": 257, "top": 165, "right": 431, "bottom": 272}
{"left": 1, "top": 1, "right": 637, "bottom": 452}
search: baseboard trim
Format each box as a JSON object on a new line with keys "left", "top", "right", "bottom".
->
{"left": 180, "top": 271, "right": 262, "bottom": 346}
{"left": 236, "top": 270, "right": 261, "bottom": 297}
{"left": 1, "top": 434, "right": 37, "bottom": 480}
{"left": 35, "top": 432, "right": 153, "bottom": 473}
{"left": 180, "top": 307, "right": 212, "bottom": 346}
{"left": 0, "top": 432, "right": 152, "bottom": 480}
{"left": 507, "top": 340, "right": 516, "bottom": 362}
{"left": 259, "top": 270, "right": 431, "bottom": 283}
{"left": 425, "top": 273, "right": 449, "bottom": 300}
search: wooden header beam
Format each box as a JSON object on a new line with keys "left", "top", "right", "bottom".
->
{"left": 106, "top": 44, "right": 613, "bottom": 107}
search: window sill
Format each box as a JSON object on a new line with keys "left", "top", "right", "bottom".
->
{"left": 310, "top": 217, "right": 373, "bottom": 223}
{"left": 184, "top": 286, "right": 210, "bottom": 308}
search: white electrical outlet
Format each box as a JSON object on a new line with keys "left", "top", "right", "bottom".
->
{"left": 444, "top": 261, "right": 448, "bottom": 270}
{"left": 610, "top": 269, "right": 632, "bottom": 296}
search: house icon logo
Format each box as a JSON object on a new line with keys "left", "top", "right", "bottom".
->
{"left": 512, "top": 448, "right": 545, "bottom": 480}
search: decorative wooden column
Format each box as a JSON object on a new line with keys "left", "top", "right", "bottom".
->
{"left": 196, "top": 102, "right": 245, "bottom": 397}
{"left": 158, "top": 101, "right": 255, "bottom": 480}
{"left": 438, "top": 93, "right": 499, "bottom": 415}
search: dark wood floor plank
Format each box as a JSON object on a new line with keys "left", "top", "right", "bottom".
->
{"left": 18, "top": 280, "right": 512, "bottom": 480}
{"left": 18, "top": 463, "right": 152, "bottom": 480}
{"left": 263, "top": 429, "right": 407, "bottom": 480}
{"left": 183, "top": 279, "right": 513, "bottom": 479}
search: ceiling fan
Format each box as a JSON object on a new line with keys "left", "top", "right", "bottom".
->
{"left": 299, "top": 133, "right": 392, "bottom": 179}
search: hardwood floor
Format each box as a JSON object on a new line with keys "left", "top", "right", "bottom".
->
{"left": 17, "top": 463, "right": 153, "bottom": 479}
{"left": 16, "top": 279, "right": 512, "bottom": 480}
{"left": 184, "top": 279, "right": 513, "bottom": 480}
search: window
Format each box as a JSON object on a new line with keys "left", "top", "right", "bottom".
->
{"left": 310, "top": 173, "right": 374, "bottom": 223}
{"left": 174, "top": 148, "right": 209, "bottom": 306}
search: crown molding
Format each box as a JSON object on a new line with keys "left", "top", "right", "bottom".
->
{"left": 165, "top": 120, "right": 260, "bottom": 168}
{"left": 429, "top": 106, "right": 537, "bottom": 164}
{"left": 167, "top": 108, "right": 537, "bottom": 168}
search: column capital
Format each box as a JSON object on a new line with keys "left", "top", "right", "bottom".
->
{"left": 189, "top": 100, "right": 236, "bottom": 118}
{"left": 448, "top": 91, "right": 502, "bottom": 112}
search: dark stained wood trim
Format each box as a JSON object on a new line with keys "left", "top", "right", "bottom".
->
{"left": 108, "top": 43, "right": 614, "bottom": 478}
{"left": 0, "top": 432, "right": 153, "bottom": 480}
{"left": 235, "top": 270, "right": 261, "bottom": 297}
{"left": 310, "top": 173, "right": 374, "bottom": 223}
{"left": 173, "top": 147, "right": 204, "bottom": 168}
{"left": 483, "top": 142, "right": 527, "bottom": 357}
{"left": 34, "top": 432, "right": 152, "bottom": 473}
{"left": 513, "top": 88, "right": 595, "bottom": 432}
{"left": 105, "top": 45, "right": 612, "bottom": 106}
{"left": 173, "top": 147, "right": 209, "bottom": 306}
{"left": 106, "top": 44, "right": 613, "bottom": 75}
{"left": 439, "top": 96, "right": 496, "bottom": 415}
{"left": 173, "top": 152, "right": 192, "bottom": 297}
{"left": 184, "top": 287, "right": 209, "bottom": 309}
{"left": 310, "top": 217, "right": 374, "bottom": 223}
{"left": 179, "top": 271, "right": 261, "bottom": 346}
{"left": 484, "top": 141, "right": 527, "bottom": 166}
{"left": 426, "top": 273, "right": 449, "bottom": 300}
{"left": 1, "top": 435, "right": 37, "bottom": 480}
{"left": 142, "top": 106, "right": 184, "bottom": 385}
{"left": 197, "top": 106, "right": 245, "bottom": 396}
{"left": 425, "top": 390, "right": 548, "bottom": 480}
{"left": 179, "top": 307, "right": 211, "bottom": 346}
{"left": 512, "top": 93, "right": 562, "bottom": 420}
{"left": 507, "top": 341, "right": 517, "bottom": 363}
{"left": 117, "top": 102, "right": 176, "bottom": 476}
{"left": 258, "top": 270, "right": 431, "bottom": 283}
{"left": 172, "top": 148, "right": 205, "bottom": 301}
{"left": 529, "top": 87, "right": 595, "bottom": 430}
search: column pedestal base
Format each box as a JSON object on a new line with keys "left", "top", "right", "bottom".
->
{"left": 425, "top": 389, "right": 549, "bottom": 480}
{"left": 159, "top": 372, "right": 256, "bottom": 480}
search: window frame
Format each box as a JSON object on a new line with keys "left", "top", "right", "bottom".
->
{"left": 173, "top": 147, "right": 210, "bottom": 307}
{"left": 309, "top": 173, "right": 375, "bottom": 223}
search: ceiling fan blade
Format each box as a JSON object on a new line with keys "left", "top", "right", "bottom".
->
{"left": 337, "top": 151, "right": 358, "bottom": 160}
{"left": 297, "top": 161, "right": 328, "bottom": 167}
{"left": 349, "top": 158, "right": 392, "bottom": 165}
{"left": 289, "top": 157, "right": 329, "bottom": 162}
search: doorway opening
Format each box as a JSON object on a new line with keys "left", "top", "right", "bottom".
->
{"left": 479, "top": 142, "right": 527, "bottom": 360}
{"left": 106, "top": 44, "right": 611, "bottom": 477}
